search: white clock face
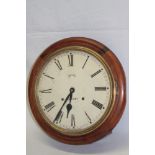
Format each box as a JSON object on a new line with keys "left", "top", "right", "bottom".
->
{"left": 36, "top": 48, "right": 113, "bottom": 135}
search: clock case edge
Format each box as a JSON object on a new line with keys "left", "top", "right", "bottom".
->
{"left": 28, "top": 37, "right": 126, "bottom": 145}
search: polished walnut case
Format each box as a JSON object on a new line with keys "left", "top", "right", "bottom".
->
{"left": 28, "top": 37, "right": 126, "bottom": 144}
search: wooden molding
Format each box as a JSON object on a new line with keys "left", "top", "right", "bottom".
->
{"left": 28, "top": 37, "right": 126, "bottom": 144}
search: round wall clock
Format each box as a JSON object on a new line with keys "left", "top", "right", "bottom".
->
{"left": 28, "top": 37, "right": 126, "bottom": 144}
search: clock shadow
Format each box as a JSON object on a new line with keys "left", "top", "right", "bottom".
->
{"left": 37, "top": 131, "right": 128, "bottom": 154}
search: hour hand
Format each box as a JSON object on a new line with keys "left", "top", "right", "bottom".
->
{"left": 66, "top": 88, "right": 74, "bottom": 118}
{"left": 54, "top": 88, "right": 75, "bottom": 122}
{"left": 66, "top": 103, "right": 72, "bottom": 118}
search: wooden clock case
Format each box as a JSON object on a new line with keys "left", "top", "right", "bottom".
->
{"left": 28, "top": 37, "right": 126, "bottom": 144}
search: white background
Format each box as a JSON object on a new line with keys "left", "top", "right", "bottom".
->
{"left": 2, "top": 0, "right": 155, "bottom": 155}
{"left": 27, "top": 0, "right": 128, "bottom": 155}
{"left": 0, "top": 0, "right": 155, "bottom": 155}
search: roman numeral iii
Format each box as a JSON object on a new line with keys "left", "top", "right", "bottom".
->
{"left": 91, "top": 100, "right": 104, "bottom": 110}
{"left": 95, "top": 87, "right": 107, "bottom": 91}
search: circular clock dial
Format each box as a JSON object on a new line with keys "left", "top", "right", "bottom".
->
{"left": 35, "top": 47, "right": 113, "bottom": 135}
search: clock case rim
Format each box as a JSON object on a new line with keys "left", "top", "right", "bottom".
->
{"left": 35, "top": 46, "right": 115, "bottom": 136}
{"left": 28, "top": 37, "right": 126, "bottom": 145}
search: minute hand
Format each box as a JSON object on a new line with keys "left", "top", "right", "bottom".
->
{"left": 53, "top": 88, "right": 75, "bottom": 122}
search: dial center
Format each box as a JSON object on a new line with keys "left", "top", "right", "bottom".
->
{"left": 70, "top": 87, "right": 75, "bottom": 93}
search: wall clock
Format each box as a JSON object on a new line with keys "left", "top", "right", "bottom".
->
{"left": 28, "top": 37, "right": 126, "bottom": 144}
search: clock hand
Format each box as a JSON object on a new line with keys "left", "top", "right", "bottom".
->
{"left": 53, "top": 92, "right": 70, "bottom": 123}
{"left": 53, "top": 88, "right": 75, "bottom": 123}
{"left": 66, "top": 93, "right": 73, "bottom": 118}
{"left": 66, "top": 88, "right": 75, "bottom": 118}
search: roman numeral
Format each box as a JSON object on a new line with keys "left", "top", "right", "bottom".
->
{"left": 71, "top": 114, "right": 75, "bottom": 128}
{"left": 91, "top": 69, "right": 103, "bottom": 78}
{"left": 54, "top": 59, "right": 62, "bottom": 70}
{"left": 53, "top": 110, "right": 63, "bottom": 123}
{"left": 95, "top": 87, "right": 108, "bottom": 91}
{"left": 82, "top": 56, "right": 89, "bottom": 69}
{"left": 91, "top": 100, "right": 103, "bottom": 110}
{"left": 58, "top": 111, "right": 63, "bottom": 123}
{"left": 44, "top": 101, "right": 55, "bottom": 112}
{"left": 68, "top": 53, "right": 73, "bottom": 66}
{"left": 43, "top": 73, "right": 54, "bottom": 79}
{"left": 85, "top": 112, "right": 92, "bottom": 124}
{"left": 40, "top": 89, "right": 52, "bottom": 93}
